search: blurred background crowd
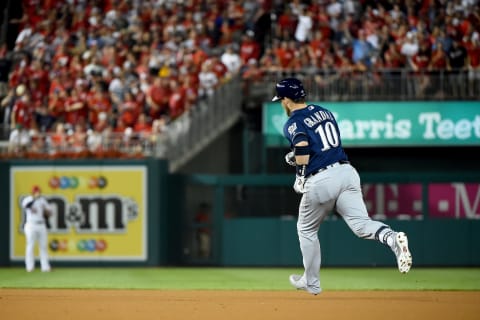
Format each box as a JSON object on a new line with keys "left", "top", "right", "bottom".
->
{"left": 0, "top": 0, "right": 478, "bottom": 158}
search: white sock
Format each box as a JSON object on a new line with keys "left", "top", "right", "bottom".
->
{"left": 378, "top": 228, "right": 395, "bottom": 247}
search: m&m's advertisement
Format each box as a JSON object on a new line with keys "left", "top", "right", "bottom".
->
{"left": 10, "top": 165, "right": 147, "bottom": 261}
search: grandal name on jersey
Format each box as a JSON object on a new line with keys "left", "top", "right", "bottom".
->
{"left": 303, "top": 108, "right": 335, "bottom": 128}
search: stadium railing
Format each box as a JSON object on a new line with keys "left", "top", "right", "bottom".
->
{"left": 244, "top": 68, "right": 480, "bottom": 103}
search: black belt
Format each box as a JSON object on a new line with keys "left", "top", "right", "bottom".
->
{"left": 309, "top": 160, "right": 350, "bottom": 177}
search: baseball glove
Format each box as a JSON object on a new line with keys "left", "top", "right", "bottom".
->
{"left": 43, "top": 209, "right": 52, "bottom": 219}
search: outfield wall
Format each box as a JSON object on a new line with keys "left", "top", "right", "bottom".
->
{"left": 1, "top": 159, "right": 479, "bottom": 267}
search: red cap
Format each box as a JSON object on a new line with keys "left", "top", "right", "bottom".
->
{"left": 32, "top": 185, "right": 41, "bottom": 194}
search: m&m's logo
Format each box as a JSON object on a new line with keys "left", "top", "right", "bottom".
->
{"left": 48, "top": 176, "right": 108, "bottom": 189}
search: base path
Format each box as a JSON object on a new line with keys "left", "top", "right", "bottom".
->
{"left": 1, "top": 289, "right": 479, "bottom": 320}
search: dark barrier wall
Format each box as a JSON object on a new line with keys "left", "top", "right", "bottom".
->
{"left": 187, "top": 173, "right": 480, "bottom": 267}
{"left": 222, "top": 218, "right": 480, "bottom": 266}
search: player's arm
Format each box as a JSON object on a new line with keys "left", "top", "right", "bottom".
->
{"left": 285, "top": 140, "right": 310, "bottom": 167}
{"left": 292, "top": 134, "right": 310, "bottom": 194}
{"left": 292, "top": 132, "right": 310, "bottom": 170}
{"left": 21, "top": 196, "right": 34, "bottom": 209}
{"left": 42, "top": 199, "right": 53, "bottom": 217}
{"left": 294, "top": 141, "right": 310, "bottom": 166}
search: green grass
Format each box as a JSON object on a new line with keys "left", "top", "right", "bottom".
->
{"left": 0, "top": 267, "right": 479, "bottom": 291}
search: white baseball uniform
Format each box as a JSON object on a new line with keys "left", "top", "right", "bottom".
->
{"left": 21, "top": 195, "right": 52, "bottom": 272}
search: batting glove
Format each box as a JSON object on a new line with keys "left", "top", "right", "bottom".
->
{"left": 293, "top": 175, "right": 307, "bottom": 194}
{"left": 285, "top": 151, "right": 296, "bottom": 166}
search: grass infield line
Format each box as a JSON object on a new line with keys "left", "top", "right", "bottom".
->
{"left": 0, "top": 267, "right": 479, "bottom": 291}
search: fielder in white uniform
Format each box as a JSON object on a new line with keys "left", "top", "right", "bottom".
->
{"left": 22, "top": 185, "right": 52, "bottom": 272}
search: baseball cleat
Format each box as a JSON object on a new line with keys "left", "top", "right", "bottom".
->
{"left": 289, "top": 274, "right": 321, "bottom": 295}
{"left": 392, "top": 232, "right": 412, "bottom": 273}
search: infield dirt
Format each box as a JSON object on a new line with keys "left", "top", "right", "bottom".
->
{"left": 0, "top": 289, "right": 478, "bottom": 320}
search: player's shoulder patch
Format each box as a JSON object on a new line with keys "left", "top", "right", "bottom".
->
{"left": 287, "top": 122, "right": 297, "bottom": 136}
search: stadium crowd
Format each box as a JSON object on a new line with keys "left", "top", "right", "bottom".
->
{"left": 0, "top": 0, "right": 479, "bottom": 158}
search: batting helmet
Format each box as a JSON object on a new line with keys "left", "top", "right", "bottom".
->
{"left": 272, "top": 78, "right": 306, "bottom": 102}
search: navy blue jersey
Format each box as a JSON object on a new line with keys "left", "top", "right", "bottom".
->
{"left": 283, "top": 104, "right": 348, "bottom": 176}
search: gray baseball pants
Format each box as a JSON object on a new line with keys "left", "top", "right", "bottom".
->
{"left": 296, "top": 163, "right": 387, "bottom": 293}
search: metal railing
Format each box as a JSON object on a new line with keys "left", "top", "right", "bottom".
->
{"left": 166, "top": 76, "right": 243, "bottom": 172}
{"left": 243, "top": 69, "right": 480, "bottom": 103}
{"left": 0, "top": 130, "right": 168, "bottom": 160}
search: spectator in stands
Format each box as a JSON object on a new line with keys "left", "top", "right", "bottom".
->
{"left": 352, "top": 29, "right": 373, "bottom": 71}
{"left": 64, "top": 87, "right": 87, "bottom": 129}
{"left": 148, "top": 117, "right": 168, "bottom": 157}
{"left": 308, "top": 30, "right": 331, "bottom": 69}
{"left": 146, "top": 76, "right": 170, "bottom": 120}
{"left": 48, "top": 122, "right": 67, "bottom": 155}
{"left": 400, "top": 31, "right": 419, "bottom": 61}
{"left": 383, "top": 42, "right": 405, "bottom": 69}
{"left": 389, "top": 4, "right": 405, "bottom": 22}
{"left": 87, "top": 83, "right": 112, "bottom": 130}
{"left": 220, "top": 45, "right": 242, "bottom": 77}
{"left": 68, "top": 123, "right": 87, "bottom": 155}
{"left": 180, "top": 74, "right": 199, "bottom": 111}
{"left": 86, "top": 128, "right": 101, "bottom": 153}
{"left": 133, "top": 113, "right": 151, "bottom": 138}
{"left": 168, "top": 78, "right": 186, "bottom": 120}
{"left": 9, "top": 123, "right": 30, "bottom": 154}
{"left": 274, "top": 40, "right": 295, "bottom": 70}
{"left": 448, "top": 37, "right": 468, "bottom": 71}
{"left": 447, "top": 37, "right": 468, "bottom": 96}
{"left": 274, "top": 6, "right": 296, "bottom": 40}
{"left": 10, "top": 84, "right": 33, "bottom": 130}
{"left": 117, "top": 90, "right": 140, "bottom": 129}
{"left": 108, "top": 66, "right": 126, "bottom": 108}
{"left": 1, "top": 88, "right": 16, "bottom": 130}
{"left": 239, "top": 31, "right": 260, "bottom": 65}
{"left": 198, "top": 61, "right": 218, "bottom": 99}
{"left": 258, "top": 46, "right": 281, "bottom": 73}
{"left": 28, "top": 59, "right": 48, "bottom": 96}
{"left": 209, "top": 55, "right": 228, "bottom": 81}
{"left": 241, "top": 58, "right": 264, "bottom": 98}
{"left": 242, "top": 58, "right": 264, "bottom": 82}
{"left": 94, "top": 111, "right": 109, "bottom": 133}
{"left": 466, "top": 32, "right": 480, "bottom": 96}
{"left": 294, "top": 7, "right": 314, "bottom": 43}
{"left": 410, "top": 40, "right": 432, "bottom": 97}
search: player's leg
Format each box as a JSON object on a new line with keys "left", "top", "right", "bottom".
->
{"left": 292, "top": 177, "right": 336, "bottom": 294}
{"left": 24, "top": 224, "right": 35, "bottom": 272}
{"left": 336, "top": 183, "right": 388, "bottom": 240}
{"left": 334, "top": 164, "right": 392, "bottom": 239}
{"left": 38, "top": 226, "right": 51, "bottom": 272}
{"left": 336, "top": 165, "right": 412, "bottom": 272}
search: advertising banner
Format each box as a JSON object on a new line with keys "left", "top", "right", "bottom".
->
{"left": 10, "top": 166, "right": 147, "bottom": 261}
{"left": 263, "top": 101, "right": 480, "bottom": 147}
{"left": 362, "top": 182, "right": 480, "bottom": 219}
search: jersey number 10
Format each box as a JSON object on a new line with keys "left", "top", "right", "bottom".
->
{"left": 315, "top": 121, "right": 340, "bottom": 151}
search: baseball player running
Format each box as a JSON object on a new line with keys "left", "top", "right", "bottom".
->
{"left": 272, "top": 78, "right": 412, "bottom": 295}
{"left": 22, "top": 185, "right": 52, "bottom": 272}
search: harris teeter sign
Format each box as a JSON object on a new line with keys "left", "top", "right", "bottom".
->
{"left": 263, "top": 101, "right": 480, "bottom": 147}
